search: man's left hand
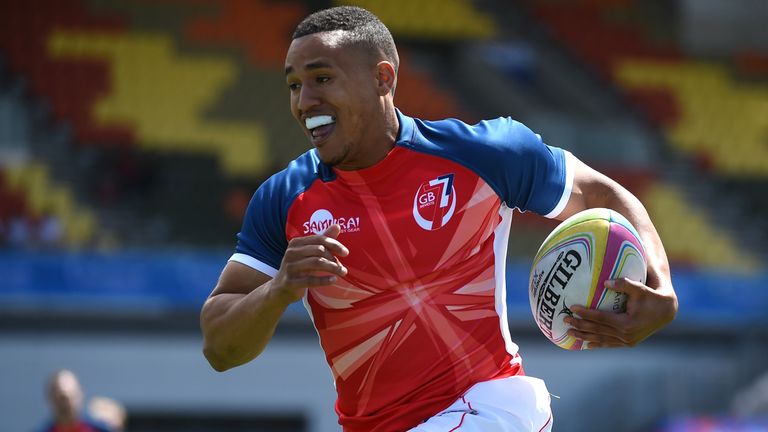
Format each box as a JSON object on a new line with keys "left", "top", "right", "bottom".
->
{"left": 564, "top": 278, "right": 677, "bottom": 348}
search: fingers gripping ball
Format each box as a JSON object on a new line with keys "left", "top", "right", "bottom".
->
{"left": 528, "top": 208, "right": 647, "bottom": 350}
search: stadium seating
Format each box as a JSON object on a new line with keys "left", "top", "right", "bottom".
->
{"left": 2, "top": 163, "right": 96, "bottom": 248}
{"left": 0, "top": 0, "right": 132, "bottom": 144}
{"left": 186, "top": 0, "right": 307, "bottom": 68}
{"left": 531, "top": 0, "right": 679, "bottom": 77}
{"left": 2, "top": 6, "right": 767, "bottom": 432}
{"left": 2, "top": 0, "right": 761, "bottom": 267}
{"left": 616, "top": 60, "right": 768, "bottom": 176}
{"left": 394, "top": 52, "right": 469, "bottom": 121}
{"left": 644, "top": 182, "right": 757, "bottom": 272}
{"left": 48, "top": 30, "right": 270, "bottom": 177}
{"left": 0, "top": 0, "right": 480, "bottom": 248}
{"left": 529, "top": 0, "right": 768, "bottom": 178}
{"left": 335, "top": 0, "right": 497, "bottom": 40}
{"left": 525, "top": 0, "right": 765, "bottom": 270}
{"left": 0, "top": 168, "right": 27, "bottom": 222}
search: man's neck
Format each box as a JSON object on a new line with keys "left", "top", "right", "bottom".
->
{"left": 335, "top": 104, "right": 399, "bottom": 171}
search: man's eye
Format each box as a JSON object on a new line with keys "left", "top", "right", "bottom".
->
{"left": 288, "top": 82, "right": 301, "bottom": 91}
{"left": 317, "top": 76, "right": 330, "bottom": 84}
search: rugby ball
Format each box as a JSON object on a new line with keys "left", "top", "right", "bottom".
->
{"left": 528, "top": 208, "right": 647, "bottom": 350}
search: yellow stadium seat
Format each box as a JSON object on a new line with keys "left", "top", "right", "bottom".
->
{"left": 644, "top": 182, "right": 757, "bottom": 272}
{"left": 335, "top": 0, "right": 497, "bottom": 40}
{"left": 5, "top": 162, "right": 100, "bottom": 248}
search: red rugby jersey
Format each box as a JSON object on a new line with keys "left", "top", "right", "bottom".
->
{"left": 231, "top": 111, "right": 573, "bottom": 431}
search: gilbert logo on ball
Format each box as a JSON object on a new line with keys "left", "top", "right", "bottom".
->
{"left": 529, "top": 208, "right": 647, "bottom": 350}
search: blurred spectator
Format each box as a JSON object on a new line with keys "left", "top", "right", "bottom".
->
{"left": 6, "top": 212, "right": 31, "bottom": 248}
{"left": 36, "top": 211, "right": 63, "bottom": 249}
{"left": 2, "top": 211, "right": 63, "bottom": 250}
{"left": 39, "top": 369, "right": 116, "bottom": 432}
{"left": 87, "top": 397, "right": 127, "bottom": 432}
{"left": 731, "top": 370, "right": 768, "bottom": 417}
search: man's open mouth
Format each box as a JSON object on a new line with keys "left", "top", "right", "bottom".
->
{"left": 306, "top": 115, "right": 336, "bottom": 142}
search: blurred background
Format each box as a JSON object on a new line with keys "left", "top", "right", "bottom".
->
{"left": 1, "top": 0, "right": 767, "bottom": 431}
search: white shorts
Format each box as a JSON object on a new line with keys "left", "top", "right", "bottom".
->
{"left": 409, "top": 376, "right": 553, "bottom": 432}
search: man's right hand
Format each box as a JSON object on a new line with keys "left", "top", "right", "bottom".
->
{"left": 269, "top": 224, "right": 350, "bottom": 303}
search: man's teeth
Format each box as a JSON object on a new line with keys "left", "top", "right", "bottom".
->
{"left": 306, "top": 115, "right": 335, "bottom": 130}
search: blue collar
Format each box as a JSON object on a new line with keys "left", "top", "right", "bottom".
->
{"left": 395, "top": 108, "right": 416, "bottom": 146}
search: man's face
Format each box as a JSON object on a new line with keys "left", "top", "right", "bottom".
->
{"left": 49, "top": 371, "right": 83, "bottom": 423}
{"left": 285, "top": 31, "right": 382, "bottom": 169}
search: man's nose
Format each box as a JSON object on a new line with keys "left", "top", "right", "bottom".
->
{"left": 297, "top": 85, "right": 321, "bottom": 114}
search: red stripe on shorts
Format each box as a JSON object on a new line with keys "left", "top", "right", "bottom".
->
{"left": 447, "top": 412, "right": 468, "bottom": 432}
{"left": 538, "top": 411, "right": 553, "bottom": 432}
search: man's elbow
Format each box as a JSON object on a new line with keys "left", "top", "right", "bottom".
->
{"left": 666, "top": 291, "right": 679, "bottom": 323}
{"left": 201, "top": 333, "right": 245, "bottom": 372}
{"left": 203, "top": 345, "right": 239, "bottom": 372}
{"left": 202, "top": 340, "right": 262, "bottom": 372}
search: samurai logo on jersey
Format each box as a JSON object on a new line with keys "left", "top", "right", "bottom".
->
{"left": 303, "top": 209, "right": 361, "bottom": 234}
{"left": 413, "top": 173, "right": 457, "bottom": 231}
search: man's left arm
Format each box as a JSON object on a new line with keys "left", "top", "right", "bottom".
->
{"left": 556, "top": 155, "right": 678, "bottom": 348}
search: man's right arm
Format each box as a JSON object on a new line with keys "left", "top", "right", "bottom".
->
{"left": 201, "top": 225, "right": 349, "bottom": 372}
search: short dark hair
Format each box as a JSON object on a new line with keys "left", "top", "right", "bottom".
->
{"left": 292, "top": 6, "right": 399, "bottom": 71}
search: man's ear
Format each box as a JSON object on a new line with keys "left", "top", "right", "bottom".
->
{"left": 376, "top": 61, "right": 397, "bottom": 96}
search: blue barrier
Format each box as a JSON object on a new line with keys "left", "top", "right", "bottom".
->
{"left": 1, "top": 251, "right": 766, "bottom": 325}
{"left": 0, "top": 250, "right": 225, "bottom": 311}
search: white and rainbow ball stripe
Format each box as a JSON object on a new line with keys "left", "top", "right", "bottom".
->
{"left": 528, "top": 208, "right": 647, "bottom": 350}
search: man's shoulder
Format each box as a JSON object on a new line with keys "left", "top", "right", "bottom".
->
{"left": 257, "top": 150, "right": 322, "bottom": 198}
{"left": 397, "top": 113, "right": 542, "bottom": 169}
{"left": 403, "top": 114, "right": 534, "bottom": 153}
{"left": 267, "top": 150, "right": 320, "bottom": 182}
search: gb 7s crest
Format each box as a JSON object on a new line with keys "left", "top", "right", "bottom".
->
{"left": 413, "top": 173, "right": 456, "bottom": 231}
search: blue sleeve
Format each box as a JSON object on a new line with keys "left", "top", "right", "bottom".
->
{"left": 231, "top": 150, "right": 322, "bottom": 275}
{"left": 233, "top": 177, "right": 289, "bottom": 274}
{"left": 491, "top": 118, "right": 570, "bottom": 216}
{"left": 409, "top": 115, "right": 571, "bottom": 217}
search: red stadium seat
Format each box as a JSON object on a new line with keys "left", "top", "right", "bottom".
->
{"left": 186, "top": 0, "right": 306, "bottom": 68}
